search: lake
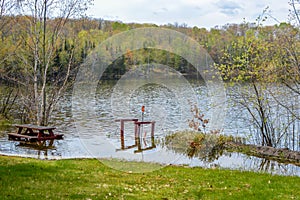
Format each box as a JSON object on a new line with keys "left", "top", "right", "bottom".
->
{"left": 0, "top": 69, "right": 300, "bottom": 175}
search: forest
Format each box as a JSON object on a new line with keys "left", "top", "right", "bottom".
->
{"left": 0, "top": 0, "right": 300, "bottom": 150}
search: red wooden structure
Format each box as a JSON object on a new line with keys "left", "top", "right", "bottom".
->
{"left": 114, "top": 119, "right": 138, "bottom": 149}
{"left": 115, "top": 119, "right": 156, "bottom": 152}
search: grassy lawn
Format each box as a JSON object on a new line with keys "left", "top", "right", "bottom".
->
{"left": 0, "top": 155, "right": 299, "bottom": 199}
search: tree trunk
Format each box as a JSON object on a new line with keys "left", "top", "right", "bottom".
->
{"left": 33, "top": 0, "right": 40, "bottom": 125}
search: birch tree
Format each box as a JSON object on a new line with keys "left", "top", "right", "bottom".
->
{"left": 12, "top": 0, "right": 93, "bottom": 125}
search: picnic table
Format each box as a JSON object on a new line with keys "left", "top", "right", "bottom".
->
{"left": 115, "top": 119, "right": 156, "bottom": 152}
{"left": 114, "top": 119, "right": 139, "bottom": 149}
{"left": 8, "top": 124, "right": 63, "bottom": 142}
{"left": 134, "top": 121, "right": 155, "bottom": 138}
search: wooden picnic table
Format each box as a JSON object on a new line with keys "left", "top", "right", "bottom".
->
{"left": 134, "top": 121, "right": 155, "bottom": 138}
{"left": 8, "top": 124, "right": 63, "bottom": 142}
{"left": 115, "top": 119, "right": 156, "bottom": 152}
{"left": 114, "top": 119, "right": 138, "bottom": 149}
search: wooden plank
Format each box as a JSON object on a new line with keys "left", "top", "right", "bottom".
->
{"left": 14, "top": 124, "right": 56, "bottom": 130}
{"left": 8, "top": 133, "right": 38, "bottom": 140}
{"left": 55, "top": 134, "right": 64, "bottom": 139}
{"left": 134, "top": 121, "right": 155, "bottom": 125}
{"left": 114, "top": 119, "right": 138, "bottom": 122}
{"left": 8, "top": 133, "right": 63, "bottom": 141}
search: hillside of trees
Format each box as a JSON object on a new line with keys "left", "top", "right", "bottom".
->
{"left": 0, "top": 16, "right": 299, "bottom": 83}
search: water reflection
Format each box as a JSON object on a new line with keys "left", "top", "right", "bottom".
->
{"left": 17, "top": 140, "right": 57, "bottom": 159}
{"left": 17, "top": 140, "right": 55, "bottom": 150}
{"left": 116, "top": 136, "right": 156, "bottom": 153}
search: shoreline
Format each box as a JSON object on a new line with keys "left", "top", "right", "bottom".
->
{"left": 224, "top": 142, "right": 300, "bottom": 167}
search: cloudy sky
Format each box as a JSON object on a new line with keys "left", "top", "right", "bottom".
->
{"left": 88, "top": 0, "right": 291, "bottom": 29}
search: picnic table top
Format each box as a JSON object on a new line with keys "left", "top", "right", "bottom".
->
{"left": 114, "top": 118, "right": 139, "bottom": 122}
{"left": 134, "top": 121, "right": 155, "bottom": 125}
{"left": 13, "top": 124, "right": 56, "bottom": 130}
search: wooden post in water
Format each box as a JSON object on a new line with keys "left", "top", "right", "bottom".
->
{"left": 141, "top": 105, "right": 145, "bottom": 138}
{"left": 151, "top": 121, "right": 155, "bottom": 138}
{"left": 120, "top": 120, "right": 125, "bottom": 149}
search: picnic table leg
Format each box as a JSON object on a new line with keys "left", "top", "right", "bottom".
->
{"left": 151, "top": 122, "right": 156, "bottom": 148}
{"left": 49, "top": 139, "right": 54, "bottom": 146}
{"left": 135, "top": 123, "right": 141, "bottom": 138}
{"left": 151, "top": 122, "right": 155, "bottom": 138}
{"left": 151, "top": 136, "right": 155, "bottom": 148}
{"left": 135, "top": 123, "right": 141, "bottom": 146}
{"left": 37, "top": 130, "right": 44, "bottom": 141}
{"left": 17, "top": 127, "right": 23, "bottom": 134}
{"left": 136, "top": 124, "right": 141, "bottom": 152}
{"left": 120, "top": 120, "right": 125, "bottom": 149}
{"left": 24, "top": 128, "right": 29, "bottom": 135}
{"left": 28, "top": 128, "right": 34, "bottom": 135}
{"left": 48, "top": 129, "right": 54, "bottom": 137}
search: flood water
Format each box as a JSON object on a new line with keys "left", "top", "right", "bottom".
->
{"left": 0, "top": 69, "right": 300, "bottom": 175}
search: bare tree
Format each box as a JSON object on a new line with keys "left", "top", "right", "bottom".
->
{"left": 289, "top": 0, "right": 300, "bottom": 26}
{"left": 11, "top": 0, "right": 93, "bottom": 125}
{"left": 273, "top": 0, "right": 300, "bottom": 122}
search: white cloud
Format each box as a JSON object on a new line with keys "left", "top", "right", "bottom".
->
{"left": 88, "top": 0, "right": 291, "bottom": 28}
{"left": 216, "top": 0, "right": 243, "bottom": 16}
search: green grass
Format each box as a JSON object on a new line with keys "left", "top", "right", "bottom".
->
{"left": 0, "top": 156, "right": 299, "bottom": 199}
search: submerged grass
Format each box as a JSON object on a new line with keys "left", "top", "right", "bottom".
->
{"left": 0, "top": 155, "right": 299, "bottom": 199}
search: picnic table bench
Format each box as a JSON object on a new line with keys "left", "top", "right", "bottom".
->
{"left": 8, "top": 124, "right": 63, "bottom": 142}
